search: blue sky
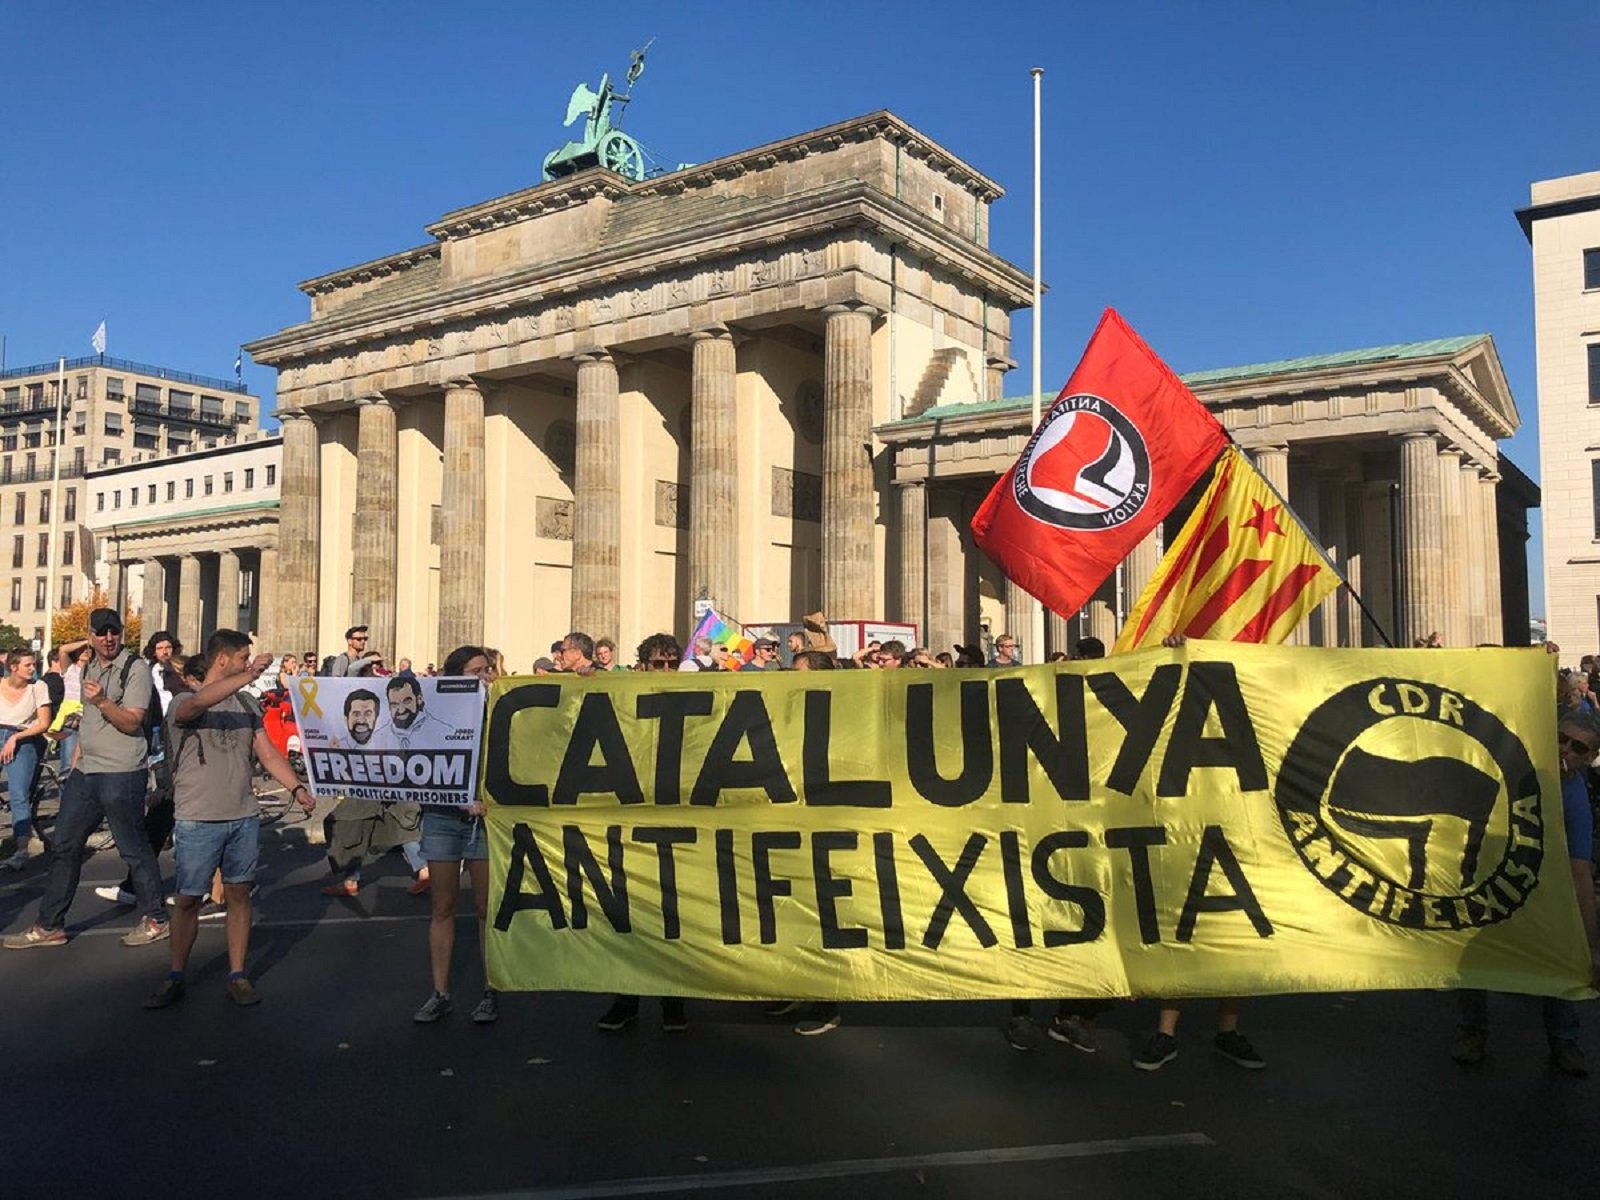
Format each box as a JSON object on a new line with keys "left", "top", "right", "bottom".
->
{"left": 2, "top": 1, "right": 1593, "bottom": 615}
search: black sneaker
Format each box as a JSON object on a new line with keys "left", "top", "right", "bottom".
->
{"left": 471, "top": 990, "right": 499, "bottom": 1025}
{"left": 764, "top": 1000, "right": 805, "bottom": 1017}
{"left": 795, "top": 1006, "right": 841, "bottom": 1036}
{"left": 661, "top": 999, "right": 688, "bottom": 1033}
{"left": 1550, "top": 1039, "right": 1589, "bottom": 1077}
{"left": 1213, "top": 1029, "right": 1265, "bottom": 1069}
{"left": 413, "top": 991, "right": 452, "bottom": 1023}
{"left": 1451, "top": 1027, "right": 1487, "bottom": 1065}
{"left": 596, "top": 996, "right": 639, "bottom": 1032}
{"left": 1133, "top": 1032, "right": 1178, "bottom": 1071}
{"left": 143, "top": 978, "right": 185, "bottom": 1009}
{"left": 1004, "top": 1014, "right": 1042, "bottom": 1051}
{"left": 1047, "top": 1015, "right": 1097, "bottom": 1053}
{"left": 227, "top": 977, "right": 262, "bottom": 1007}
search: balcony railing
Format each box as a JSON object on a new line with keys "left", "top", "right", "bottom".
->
{"left": 0, "top": 463, "right": 87, "bottom": 485}
{"left": 0, "top": 354, "right": 248, "bottom": 393}
{"left": 129, "top": 397, "right": 246, "bottom": 430}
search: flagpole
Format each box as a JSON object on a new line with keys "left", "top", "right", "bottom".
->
{"left": 1028, "top": 65, "right": 1047, "bottom": 662}
{"left": 43, "top": 356, "right": 66, "bottom": 661}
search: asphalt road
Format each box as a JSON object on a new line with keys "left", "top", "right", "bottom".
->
{"left": 2, "top": 812, "right": 1595, "bottom": 1200}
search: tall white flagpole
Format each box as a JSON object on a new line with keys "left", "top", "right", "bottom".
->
{"left": 43, "top": 356, "right": 67, "bottom": 660}
{"left": 1029, "top": 66, "right": 1047, "bottom": 662}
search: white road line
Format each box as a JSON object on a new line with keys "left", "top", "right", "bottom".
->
{"left": 437, "top": 1133, "right": 1215, "bottom": 1200}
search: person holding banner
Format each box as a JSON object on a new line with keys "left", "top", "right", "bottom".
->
{"left": 414, "top": 645, "right": 499, "bottom": 1025}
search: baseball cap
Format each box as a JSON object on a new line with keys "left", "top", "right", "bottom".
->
{"left": 753, "top": 638, "right": 779, "bottom": 651}
{"left": 90, "top": 607, "right": 123, "bottom": 635}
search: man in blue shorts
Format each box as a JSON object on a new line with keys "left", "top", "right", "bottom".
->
{"left": 143, "top": 629, "right": 314, "bottom": 1009}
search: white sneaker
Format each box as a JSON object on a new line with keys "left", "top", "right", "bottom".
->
{"left": 95, "top": 886, "right": 137, "bottom": 905}
{"left": 85, "top": 831, "right": 116, "bottom": 852}
{"left": 25, "top": 836, "right": 47, "bottom": 857}
{"left": 0, "top": 849, "right": 29, "bottom": 871}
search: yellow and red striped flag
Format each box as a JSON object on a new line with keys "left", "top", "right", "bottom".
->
{"left": 1114, "top": 444, "right": 1339, "bottom": 651}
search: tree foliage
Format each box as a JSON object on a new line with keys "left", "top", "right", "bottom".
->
{"left": 51, "top": 588, "right": 141, "bottom": 650}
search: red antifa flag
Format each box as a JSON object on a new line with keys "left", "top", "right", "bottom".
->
{"left": 972, "top": 308, "right": 1229, "bottom": 616}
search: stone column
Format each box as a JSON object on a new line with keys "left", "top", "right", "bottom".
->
{"left": 926, "top": 487, "right": 965, "bottom": 655}
{"left": 1085, "top": 572, "right": 1118, "bottom": 647}
{"left": 438, "top": 377, "right": 487, "bottom": 655}
{"left": 985, "top": 355, "right": 1014, "bottom": 403}
{"left": 1461, "top": 459, "right": 1489, "bottom": 646}
{"left": 893, "top": 482, "right": 927, "bottom": 637}
{"left": 1316, "top": 476, "right": 1347, "bottom": 647}
{"left": 687, "top": 328, "right": 739, "bottom": 618}
{"left": 1046, "top": 611, "right": 1070, "bottom": 657}
{"left": 821, "top": 304, "right": 878, "bottom": 619}
{"left": 215, "top": 550, "right": 241, "bottom": 635}
{"left": 1003, "top": 579, "right": 1037, "bottom": 662}
{"left": 1398, "top": 433, "right": 1444, "bottom": 646}
{"left": 1342, "top": 483, "right": 1365, "bottom": 648}
{"left": 1480, "top": 471, "right": 1504, "bottom": 643}
{"left": 141, "top": 558, "right": 165, "bottom": 629}
{"left": 351, "top": 395, "right": 399, "bottom": 659}
{"left": 257, "top": 546, "right": 279, "bottom": 650}
{"left": 176, "top": 555, "right": 202, "bottom": 652}
{"left": 572, "top": 352, "right": 621, "bottom": 641}
{"left": 1250, "top": 445, "right": 1296, "bottom": 643}
{"left": 1125, "top": 528, "right": 1163, "bottom": 612}
{"left": 1437, "top": 447, "right": 1467, "bottom": 648}
{"left": 277, "top": 409, "right": 321, "bottom": 658}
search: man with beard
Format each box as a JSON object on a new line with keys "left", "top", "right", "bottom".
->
{"left": 372, "top": 677, "right": 445, "bottom": 751}
{"left": 320, "top": 687, "right": 425, "bottom": 898}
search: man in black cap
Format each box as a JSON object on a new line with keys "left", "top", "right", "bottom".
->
{"left": 328, "top": 625, "right": 380, "bottom": 678}
{"left": 5, "top": 608, "right": 168, "bottom": 949}
{"left": 743, "top": 638, "right": 780, "bottom": 671}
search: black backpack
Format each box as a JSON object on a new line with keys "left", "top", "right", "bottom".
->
{"left": 115, "top": 655, "right": 169, "bottom": 794}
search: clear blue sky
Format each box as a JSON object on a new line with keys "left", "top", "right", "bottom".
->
{"left": 3, "top": 1, "right": 1593, "bottom": 616}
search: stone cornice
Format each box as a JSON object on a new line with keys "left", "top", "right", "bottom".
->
{"left": 245, "top": 180, "right": 1032, "bottom": 365}
{"left": 298, "top": 244, "right": 440, "bottom": 298}
{"left": 425, "top": 173, "right": 632, "bottom": 241}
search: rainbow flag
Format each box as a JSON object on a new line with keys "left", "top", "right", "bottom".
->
{"left": 685, "top": 607, "right": 755, "bottom": 670}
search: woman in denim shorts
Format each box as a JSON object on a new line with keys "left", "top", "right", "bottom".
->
{"left": 413, "top": 645, "right": 499, "bottom": 1026}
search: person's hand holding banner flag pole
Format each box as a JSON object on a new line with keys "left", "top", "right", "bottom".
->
{"left": 971, "top": 308, "right": 1230, "bottom": 619}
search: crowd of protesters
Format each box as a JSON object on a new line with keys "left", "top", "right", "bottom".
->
{"left": 0, "top": 608, "right": 1596, "bottom": 1077}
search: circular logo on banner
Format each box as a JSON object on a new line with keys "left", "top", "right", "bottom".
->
{"left": 1013, "top": 394, "right": 1152, "bottom": 529}
{"left": 1274, "top": 679, "right": 1543, "bottom": 930}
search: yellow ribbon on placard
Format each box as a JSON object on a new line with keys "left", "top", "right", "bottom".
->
{"left": 296, "top": 676, "right": 323, "bottom": 719}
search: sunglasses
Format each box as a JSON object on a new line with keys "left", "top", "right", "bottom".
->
{"left": 92, "top": 626, "right": 121, "bottom": 636}
{"left": 1559, "top": 732, "right": 1598, "bottom": 755}
{"left": 644, "top": 657, "right": 676, "bottom": 669}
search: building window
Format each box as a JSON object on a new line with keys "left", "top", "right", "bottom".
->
{"left": 166, "top": 481, "right": 175, "bottom": 502}
{"left": 133, "top": 432, "right": 159, "bottom": 451}
{"left": 104, "top": 412, "right": 123, "bottom": 437}
{"left": 75, "top": 376, "right": 87, "bottom": 400}
{"left": 10, "top": 536, "right": 20, "bottom": 570}
{"left": 147, "top": 483, "right": 156, "bottom": 504}
{"left": 244, "top": 468, "right": 255, "bottom": 490}
{"left": 169, "top": 389, "right": 194, "bottom": 417}
{"left": 223, "top": 472, "right": 233, "bottom": 494}
{"left": 113, "top": 489, "right": 121, "bottom": 510}
{"left": 35, "top": 534, "right": 47, "bottom": 567}
{"left": 23, "top": 430, "right": 40, "bottom": 450}
{"left": 106, "top": 377, "right": 125, "bottom": 401}
{"left": 266, "top": 465, "right": 276, "bottom": 487}
{"left": 0, "top": 437, "right": 14, "bottom": 453}
{"left": 1594, "top": 459, "right": 1600, "bottom": 539}
{"left": 9, "top": 580, "right": 19, "bottom": 612}
{"left": 72, "top": 447, "right": 84, "bottom": 473}
{"left": 37, "top": 490, "right": 49, "bottom": 524}
{"left": 1590, "top": 343, "right": 1600, "bottom": 404}
{"left": 0, "top": 459, "right": 10, "bottom": 484}
{"left": 234, "top": 401, "right": 250, "bottom": 422}
{"left": 103, "top": 449, "right": 120, "bottom": 465}
{"left": 129, "top": 486, "right": 138, "bottom": 507}
{"left": 96, "top": 491, "right": 105, "bottom": 512}
{"left": 24, "top": 453, "right": 35, "bottom": 479}
{"left": 25, "top": 383, "right": 41, "bottom": 406}
{"left": 204, "top": 476, "right": 213, "bottom": 497}
{"left": 1587, "top": 248, "right": 1600, "bottom": 290}
{"left": 1, "top": 387, "right": 16, "bottom": 408}
{"left": 62, "top": 535, "right": 73, "bottom": 567}
{"left": 13, "top": 493, "right": 23, "bottom": 524}
{"left": 34, "top": 578, "right": 45, "bottom": 610}
{"left": 60, "top": 576, "right": 72, "bottom": 606}
{"left": 185, "top": 478, "right": 194, "bottom": 499}
{"left": 64, "top": 488, "right": 76, "bottom": 521}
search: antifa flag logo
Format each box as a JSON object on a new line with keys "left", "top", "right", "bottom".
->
{"left": 1275, "top": 679, "right": 1543, "bottom": 930}
{"left": 1014, "top": 394, "right": 1152, "bottom": 530}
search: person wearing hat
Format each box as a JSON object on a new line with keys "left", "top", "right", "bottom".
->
{"left": 744, "top": 638, "right": 781, "bottom": 671}
{"left": 5, "top": 608, "right": 169, "bottom": 949}
{"left": 328, "top": 625, "right": 381, "bottom": 678}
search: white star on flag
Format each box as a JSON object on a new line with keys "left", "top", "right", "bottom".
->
{"left": 91, "top": 321, "right": 106, "bottom": 355}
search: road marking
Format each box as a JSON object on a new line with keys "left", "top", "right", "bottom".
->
{"left": 436, "top": 1133, "right": 1215, "bottom": 1199}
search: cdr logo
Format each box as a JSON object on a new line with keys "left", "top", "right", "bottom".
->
{"left": 1275, "top": 679, "right": 1543, "bottom": 930}
{"left": 1013, "top": 394, "right": 1152, "bottom": 530}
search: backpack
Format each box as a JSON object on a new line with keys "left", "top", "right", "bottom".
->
{"left": 319, "top": 655, "right": 338, "bottom": 677}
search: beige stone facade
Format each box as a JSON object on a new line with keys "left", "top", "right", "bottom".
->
{"left": 1521, "top": 170, "right": 1600, "bottom": 662}
{"left": 246, "top": 111, "right": 1536, "bottom": 668}
{"left": 0, "top": 357, "right": 260, "bottom": 644}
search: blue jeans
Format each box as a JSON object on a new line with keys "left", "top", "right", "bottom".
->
{"left": 0, "top": 726, "right": 42, "bottom": 842}
{"left": 174, "top": 818, "right": 259, "bottom": 895}
{"left": 1457, "top": 989, "right": 1581, "bottom": 1043}
{"left": 37, "top": 770, "right": 164, "bottom": 929}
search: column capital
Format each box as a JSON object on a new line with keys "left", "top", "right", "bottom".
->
{"left": 443, "top": 375, "right": 483, "bottom": 394}
{"left": 1438, "top": 444, "right": 1465, "bottom": 460}
{"left": 689, "top": 324, "right": 733, "bottom": 343}
{"left": 985, "top": 354, "right": 1018, "bottom": 372}
{"left": 1480, "top": 469, "right": 1503, "bottom": 484}
{"left": 1251, "top": 443, "right": 1289, "bottom": 458}
{"left": 822, "top": 302, "right": 881, "bottom": 322}
{"left": 893, "top": 478, "right": 927, "bottom": 491}
{"left": 274, "top": 407, "right": 315, "bottom": 424}
{"left": 1398, "top": 430, "right": 1437, "bottom": 446}
{"left": 568, "top": 348, "right": 615, "bottom": 366}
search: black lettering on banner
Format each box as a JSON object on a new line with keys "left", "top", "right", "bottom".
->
{"left": 483, "top": 684, "right": 561, "bottom": 806}
{"left": 553, "top": 694, "right": 645, "bottom": 806}
{"left": 715, "top": 828, "right": 742, "bottom": 945}
{"left": 1104, "top": 825, "right": 1168, "bottom": 944}
{"left": 632, "top": 826, "right": 696, "bottom": 940}
{"left": 1177, "top": 825, "right": 1274, "bottom": 942}
{"left": 752, "top": 830, "right": 803, "bottom": 945}
{"left": 910, "top": 833, "right": 997, "bottom": 949}
{"left": 905, "top": 680, "right": 993, "bottom": 806}
{"left": 1089, "top": 665, "right": 1183, "bottom": 795}
{"left": 873, "top": 831, "right": 906, "bottom": 950}
{"left": 812, "top": 831, "right": 869, "bottom": 949}
{"left": 562, "top": 824, "right": 631, "bottom": 932}
{"left": 999, "top": 830, "right": 1033, "bottom": 948}
{"left": 635, "top": 691, "right": 713, "bottom": 804}
{"left": 996, "top": 675, "right": 1091, "bottom": 804}
{"left": 1157, "top": 662, "right": 1268, "bottom": 797}
{"left": 493, "top": 822, "right": 567, "bottom": 931}
{"left": 803, "top": 690, "right": 891, "bottom": 808}
{"left": 1031, "top": 830, "right": 1106, "bottom": 946}
{"left": 689, "top": 691, "right": 798, "bottom": 806}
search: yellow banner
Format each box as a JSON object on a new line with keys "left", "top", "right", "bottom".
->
{"left": 482, "top": 644, "right": 1590, "bottom": 1001}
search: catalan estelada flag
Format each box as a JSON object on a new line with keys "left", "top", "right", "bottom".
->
{"left": 1114, "top": 444, "right": 1340, "bottom": 651}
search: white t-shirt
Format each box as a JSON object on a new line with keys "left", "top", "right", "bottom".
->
{"left": 0, "top": 680, "right": 49, "bottom": 728}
